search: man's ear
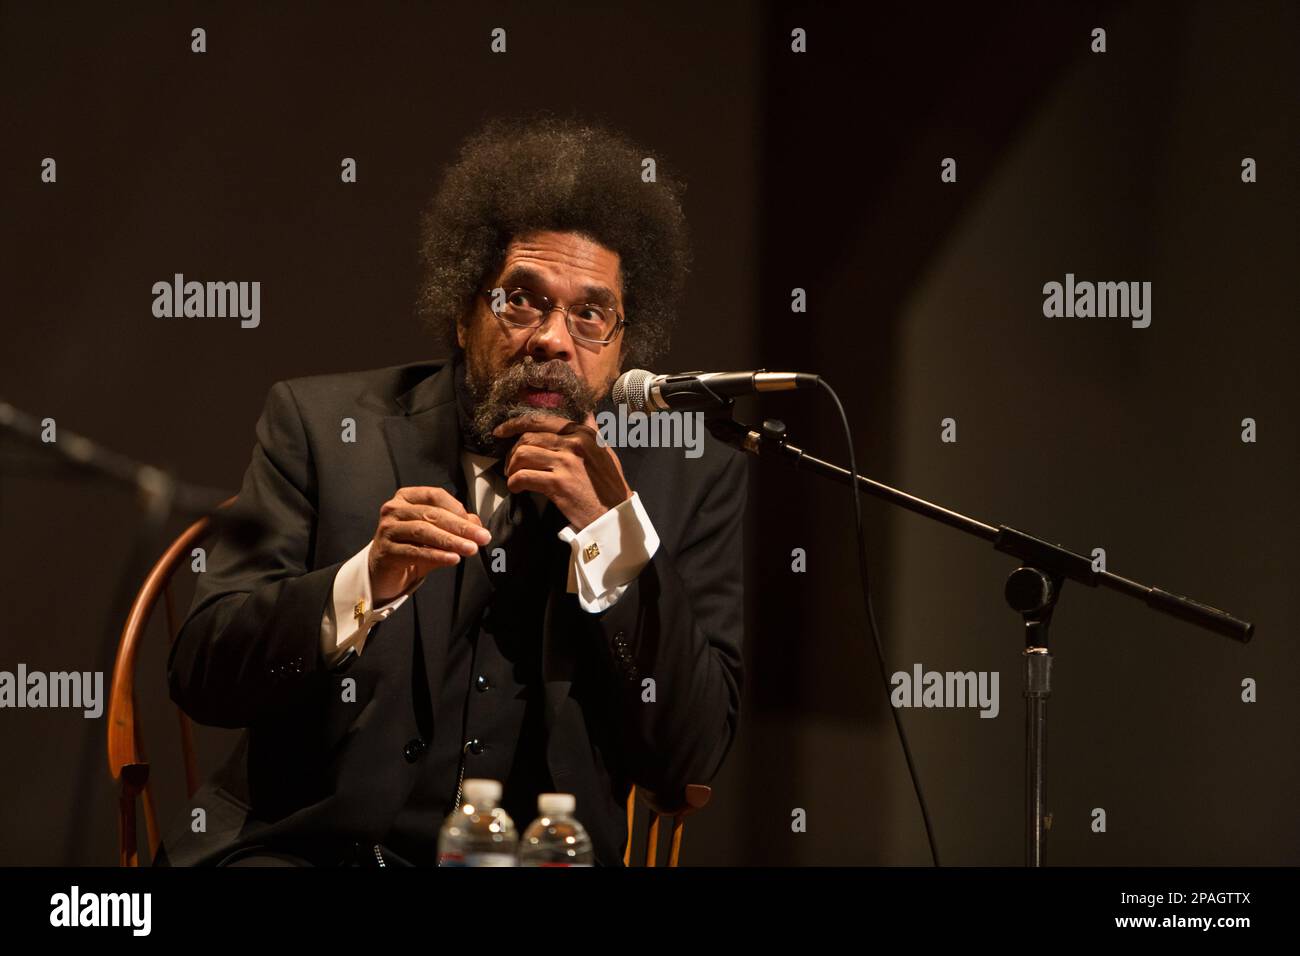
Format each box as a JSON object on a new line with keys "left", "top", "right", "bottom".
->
{"left": 455, "top": 315, "right": 468, "bottom": 349}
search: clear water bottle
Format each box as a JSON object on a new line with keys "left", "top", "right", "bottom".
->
{"left": 518, "top": 793, "right": 594, "bottom": 866}
{"left": 436, "top": 779, "right": 518, "bottom": 866}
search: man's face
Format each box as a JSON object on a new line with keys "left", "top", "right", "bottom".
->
{"left": 458, "top": 230, "right": 625, "bottom": 448}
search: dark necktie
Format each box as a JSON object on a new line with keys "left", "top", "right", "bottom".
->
{"left": 480, "top": 463, "right": 540, "bottom": 584}
{"left": 478, "top": 463, "right": 572, "bottom": 591}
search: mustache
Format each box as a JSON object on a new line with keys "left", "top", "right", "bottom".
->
{"left": 503, "top": 358, "right": 581, "bottom": 393}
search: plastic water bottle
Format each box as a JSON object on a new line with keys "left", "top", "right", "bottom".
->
{"left": 436, "top": 779, "right": 518, "bottom": 866}
{"left": 518, "top": 793, "right": 594, "bottom": 866}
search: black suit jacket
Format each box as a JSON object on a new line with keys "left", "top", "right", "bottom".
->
{"left": 160, "top": 360, "right": 746, "bottom": 866}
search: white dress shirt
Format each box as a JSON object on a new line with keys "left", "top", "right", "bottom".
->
{"left": 319, "top": 450, "right": 659, "bottom": 667}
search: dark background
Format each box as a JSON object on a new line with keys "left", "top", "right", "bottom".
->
{"left": 2, "top": 0, "right": 1296, "bottom": 866}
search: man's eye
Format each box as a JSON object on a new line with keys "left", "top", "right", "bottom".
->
{"left": 576, "top": 306, "right": 605, "bottom": 322}
{"left": 507, "top": 291, "right": 534, "bottom": 309}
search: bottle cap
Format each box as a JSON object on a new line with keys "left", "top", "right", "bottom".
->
{"left": 538, "top": 793, "right": 576, "bottom": 816}
{"left": 462, "top": 779, "right": 502, "bottom": 806}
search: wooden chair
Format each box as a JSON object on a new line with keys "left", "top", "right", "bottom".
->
{"left": 624, "top": 784, "right": 712, "bottom": 867}
{"left": 107, "top": 506, "right": 221, "bottom": 866}
{"left": 109, "top": 501, "right": 715, "bottom": 867}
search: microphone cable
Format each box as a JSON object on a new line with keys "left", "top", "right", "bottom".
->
{"left": 814, "top": 376, "right": 942, "bottom": 867}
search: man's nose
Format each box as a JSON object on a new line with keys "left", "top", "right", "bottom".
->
{"left": 525, "top": 308, "right": 573, "bottom": 361}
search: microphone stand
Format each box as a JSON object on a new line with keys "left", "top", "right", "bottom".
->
{"left": 704, "top": 412, "right": 1254, "bottom": 867}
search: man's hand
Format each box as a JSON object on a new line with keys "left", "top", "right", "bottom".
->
{"left": 368, "top": 486, "right": 492, "bottom": 603}
{"left": 495, "top": 413, "right": 632, "bottom": 530}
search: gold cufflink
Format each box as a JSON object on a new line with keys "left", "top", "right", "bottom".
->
{"left": 583, "top": 542, "right": 601, "bottom": 563}
{"left": 353, "top": 598, "right": 367, "bottom": 623}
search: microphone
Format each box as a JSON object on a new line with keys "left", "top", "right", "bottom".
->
{"left": 612, "top": 369, "right": 819, "bottom": 413}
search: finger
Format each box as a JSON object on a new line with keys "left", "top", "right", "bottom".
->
{"left": 395, "top": 486, "right": 467, "bottom": 516}
{"left": 382, "top": 505, "right": 492, "bottom": 545}
{"left": 494, "top": 414, "right": 580, "bottom": 439}
{"left": 511, "top": 431, "right": 574, "bottom": 452}
{"left": 427, "top": 510, "right": 493, "bottom": 546}
{"left": 506, "top": 469, "right": 559, "bottom": 496}
{"left": 386, "top": 519, "right": 482, "bottom": 556}
{"left": 418, "top": 507, "right": 493, "bottom": 545}
{"left": 383, "top": 542, "right": 462, "bottom": 569}
{"left": 505, "top": 444, "right": 562, "bottom": 476}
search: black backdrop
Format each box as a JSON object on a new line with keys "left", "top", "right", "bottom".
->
{"left": 2, "top": 0, "right": 1296, "bottom": 866}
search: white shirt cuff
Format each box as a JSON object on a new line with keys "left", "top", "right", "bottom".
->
{"left": 557, "top": 492, "right": 660, "bottom": 614}
{"left": 320, "top": 542, "right": 413, "bottom": 666}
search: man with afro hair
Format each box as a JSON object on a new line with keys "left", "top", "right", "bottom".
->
{"left": 160, "top": 114, "right": 747, "bottom": 868}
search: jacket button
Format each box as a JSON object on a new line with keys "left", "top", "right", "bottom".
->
{"left": 403, "top": 738, "right": 426, "bottom": 762}
{"left": 466, "top": 738, "right": 484, "bottom": 756}
{"left": 474, "top": 674, "right": 491, "bottom": 692}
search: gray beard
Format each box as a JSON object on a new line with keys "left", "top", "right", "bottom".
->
{"left": 465, "top": 355, "right": 599, "bottom": 455}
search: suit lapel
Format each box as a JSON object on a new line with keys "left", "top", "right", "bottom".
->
{"left": 380, "top": 364, "right": 462, "bottom": 722}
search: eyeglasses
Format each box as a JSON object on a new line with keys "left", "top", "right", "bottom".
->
{"left": 481, "top": 286, "right": 626, "bottom": 345}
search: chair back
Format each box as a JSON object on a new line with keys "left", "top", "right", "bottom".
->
{"left": 107, "top": 509, "right": 218, "bottom": 866}
{"left": 624, "top": 784, "right": 712, "bottom": 867}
